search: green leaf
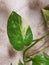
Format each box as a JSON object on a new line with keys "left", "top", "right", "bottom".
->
{"left": 42, "top": 9, "right": 49, "bottom": 27}
{"left": 23, "top": 26, "right": 33, "bottom": 46}
{"left": 32, "top": 53, "right": 49, "bottom": 65}
{"left": 18, "top": 60, "right": 23, "bottom": 65}
{"left": 7, "top": 11, "right": 33, "bottom": 51}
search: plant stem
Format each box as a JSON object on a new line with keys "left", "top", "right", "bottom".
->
{"left": 25, "top": 58, "right": 32, "bottom": 62}
{"left": 32, "top": 39, "right": 40, "bottom": 42}
{"left": 26, "top": 45, "right": 49, "bottom": 61}
{"left": 23, "top": 34, "right": 49, "bottom": 63}
{"left": 27, "top": 38, "right": 49, "bottom": 58}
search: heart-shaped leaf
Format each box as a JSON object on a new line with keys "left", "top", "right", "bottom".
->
{"left": 32, "top": 53, "right": 49, "bottom": 65}
{"left": 7, "top": 11, "right": 33, "bottom": 51}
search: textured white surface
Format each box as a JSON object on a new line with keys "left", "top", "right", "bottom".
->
{"left": 0, "top": 0, "right": 49, "bottom": 65}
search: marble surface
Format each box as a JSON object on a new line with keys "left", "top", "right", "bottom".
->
{"left": 0, "top": 0, "right": 49, "bottom": 65}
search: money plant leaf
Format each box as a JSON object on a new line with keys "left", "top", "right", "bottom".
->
{"left": 32, "top": 53, "right": 49, "bottom": 65}
{"left": 7, "top": 11, "right": 33, "bottom": 51}
{"left": 42, "top": 9, "right": 49, "bottom": 28}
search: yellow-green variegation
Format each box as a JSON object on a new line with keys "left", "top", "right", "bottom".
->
{"left": 7, "top": 11, "right": 33, "bottom": 51}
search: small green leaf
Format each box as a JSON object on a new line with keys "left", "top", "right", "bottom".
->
{"left": 32, "top": 53, "right": 49, "bottom": 65}
{"left": 18, "top": 60, "right": 23, "bottom": 65}
{"left": 23, "top": 26, "right": 33, "bottom": 46}
{"left": 42, "top": 9, "right": 49, "bottom": 27}
{"left": 7, "top": 11, "right": 33, "bottom": 51}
